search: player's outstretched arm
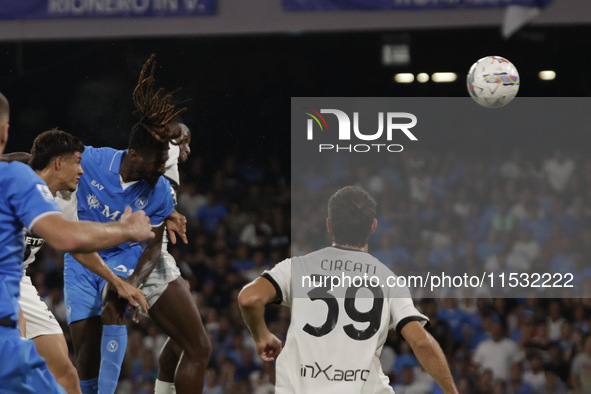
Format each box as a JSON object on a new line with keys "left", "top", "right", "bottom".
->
{"left": 70, "top": 251, "right": 149, "bottom": 312}
{"left": 238, "top": 277, "right": 283, "bottom": 361}
{"left": 32, "top": 206, "right": 154, "bottom": 253}
{"left": 401, "top": 321, "right": 459, "bottom": 394}
{"left": 127, "top": 223, "right": 166, "bottom": 287}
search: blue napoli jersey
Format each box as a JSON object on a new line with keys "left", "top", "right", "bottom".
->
{"left": 75, "top": 146, "right": 174, "bottom": 258}
{"left": 0, "top": 162, "right": 61, "bottom": 323}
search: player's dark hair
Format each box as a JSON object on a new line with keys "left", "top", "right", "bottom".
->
{"left": 30, "top": 128, "right": 85, "bottom": 171}
{"left": 328, "top": 186, "right": 376, "bottom": 247}
{"left": 0, "top": 92, "right": 9, "bottom": 125}
{"left": 129, "top": 54, "right": 186, "bottom": 153}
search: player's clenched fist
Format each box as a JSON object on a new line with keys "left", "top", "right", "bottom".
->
{"left": 120, "top": 206, "right": 155, "bottom": 242}
{"left": 255, "top": 332, "right": 283, "bottom": 362}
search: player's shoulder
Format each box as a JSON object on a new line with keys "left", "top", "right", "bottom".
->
{"left": 295, "top": 246, "right": 332, "bottom": 260}
{"left": 273, "top": 257, "right": 292, "bottom": 268}
{"left": 1, "top": 160, "right": 34, "bottom": 175}
{"left": 154, "top": 174, "right": 172, "bottom": 192}
{"left": 0, "top": 161, "right": 39, "bottom": 185}
{"left": 82, "top": 145, "right": 120, "bottom": 160}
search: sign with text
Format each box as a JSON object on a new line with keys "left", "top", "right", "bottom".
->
{"left": 0, "top": 0, "right": 216, "bottom": 20}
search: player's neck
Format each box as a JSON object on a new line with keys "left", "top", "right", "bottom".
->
{"left": 35, "top": 169, "right": 58, "bottom": 195}
{"left": 119, "top": 152, "right": 139, "bottom": 183}
{"left": 332, "top": 243, "right": 368, "bottom": 253}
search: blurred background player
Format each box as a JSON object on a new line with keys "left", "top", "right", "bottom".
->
{"left": 0, "top": 91, "right": 153, "bottom": 393}
{"left": 239, "top": 186, "right": 458, "bottom": 393}
{"left": 63, "top": 55, "right": 209, "bottom": 394}
{"left": 149, "top": 121, "right": 211, "bottom": 394}
{"left": 1, "top": 129, "right": 150, "bottom": 393}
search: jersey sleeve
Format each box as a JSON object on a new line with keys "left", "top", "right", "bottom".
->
{"left": 6, "top": 162, "right": 62, "bottom": 231}
{"left": 262, "top": 258, "right": 292, "bottom": 306}
{"left": 386, "top": 282, "right": 429, "bottom": 334}
{"left": 149, "top": 177, "right": 175, "bottom": 227}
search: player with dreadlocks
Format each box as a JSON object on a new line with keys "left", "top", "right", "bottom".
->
{"left": 62, "top": 55, "right": 210, "bottom": 394}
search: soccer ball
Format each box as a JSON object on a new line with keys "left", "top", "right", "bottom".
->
{"left": 466, "top": 56, "right": 520, "bottom": 108}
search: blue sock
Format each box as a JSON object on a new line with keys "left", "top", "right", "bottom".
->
{"left": 98, "top": 325, "right": 127, "bottom": 394}
{"left": 80, "top": 377, "right": 98, "bottom": 394}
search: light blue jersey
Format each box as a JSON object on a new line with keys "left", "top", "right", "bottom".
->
{"left": 64, "top": 146, "right": 174, "bottom": 324}
{"left": 0, "top": 161, "right": 65, "bottom": 393}
{"left": 0, "top": 162, "right": 61, "bottom": 324}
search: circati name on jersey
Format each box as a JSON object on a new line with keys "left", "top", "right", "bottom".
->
{"left": 321, "top": 259, "right": 377, "bottom": 275}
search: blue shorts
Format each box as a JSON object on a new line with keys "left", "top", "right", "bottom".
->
{"left": 0, "top": 325, "right": 66, "bottom": 393}
{"left": 63, "top": 246, "right": 143, "bottom": 325}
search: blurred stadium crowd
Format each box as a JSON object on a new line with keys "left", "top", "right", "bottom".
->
{"left": 27, "top": 146, "right": 591, "bottom": 393}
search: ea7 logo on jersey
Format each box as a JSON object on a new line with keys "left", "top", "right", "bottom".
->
{"left": 300, "top": 362, "right": 369, "bottom": 382}
{"left": 36, "top": 184, "right": 53, "bottom": 201}
{"left": 91, "top": 180, "right": 104, "bottom": 190}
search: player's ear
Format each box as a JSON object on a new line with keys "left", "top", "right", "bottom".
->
{"left": 371, "top": 218, "right": 378, "bottom": 234}
{"left": 326, "top": 218, "right": 332, "bottom": 234}
{"left": 0, "top": 123, "right": 8, "bottom": 145}
{"left": 54, "top": 155, "right": 64, "bottom": 170}
{"left": 128, "top": 149, "right": 140, "bottom": 162}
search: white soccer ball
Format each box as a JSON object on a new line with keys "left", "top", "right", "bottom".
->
{"left": 467, "top": 56, "right": 520, "bottom": 108}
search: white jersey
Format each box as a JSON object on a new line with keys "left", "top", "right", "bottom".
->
{"left": 164, "top": 142, "right": 180, "bottom": 187}
{"left": 54, "top": 190, "right": 78, "bottom": 221}
{"left": 263, "top": 246, "right": 428, "bottom": 394}
{"left": 23, "top": 190, "right": 77, "bottom": 270}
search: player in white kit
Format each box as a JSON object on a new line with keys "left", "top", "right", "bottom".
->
{"left": 239, "top": 186, "right": 458, "bottom": 393}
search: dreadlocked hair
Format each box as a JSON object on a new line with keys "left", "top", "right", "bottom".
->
{"left": 130, "top": 54, "right": 187, "bottom": 152}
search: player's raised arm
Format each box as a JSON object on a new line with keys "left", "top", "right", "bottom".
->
{"left": 238, "top": 277, "right": 283, "bottom": 361}
{"left": 32, "top": 206, "right": 154, "bottom": 253}
{"left": 400, "top": 321, "right": 459, "bottom": 394}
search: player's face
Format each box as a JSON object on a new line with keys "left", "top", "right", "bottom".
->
{"left": 137, "top": 150, "right": 168, "bottom": 186}
{"left": 59, "top": 151, "right": 83, "bottom": 192}
{"left": 172, "top": 123, "right": 192, "bottom": 163}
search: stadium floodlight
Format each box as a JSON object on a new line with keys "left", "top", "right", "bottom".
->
{"left": 416, "top": 73, "right": 429, "bottom": 83}
{"left": 394, "top": 73, "right": 414, "bottom": 83}
{"left": 538, "top": 70, "right": 556, "bottom": 80}
{"left": 432, "top": 72, "right": 457, "bottom": 83}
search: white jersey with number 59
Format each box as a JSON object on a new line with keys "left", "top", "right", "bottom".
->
{"left": 262, "top": 246, "right": 428, "bottom": 394}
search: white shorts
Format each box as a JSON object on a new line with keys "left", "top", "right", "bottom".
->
{"left": 140, "top": 250, "right": 181, "bottom": 314}
{"left": 19, "top": 275, "right": 62, "bottom": 339}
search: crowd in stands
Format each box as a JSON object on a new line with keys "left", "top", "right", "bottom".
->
{"left": 28, "top": 147, "right": 591, "bottom": 393}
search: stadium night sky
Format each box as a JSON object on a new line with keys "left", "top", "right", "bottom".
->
{"left": 0, "top": 25, "right": 589, "bottom": 155}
